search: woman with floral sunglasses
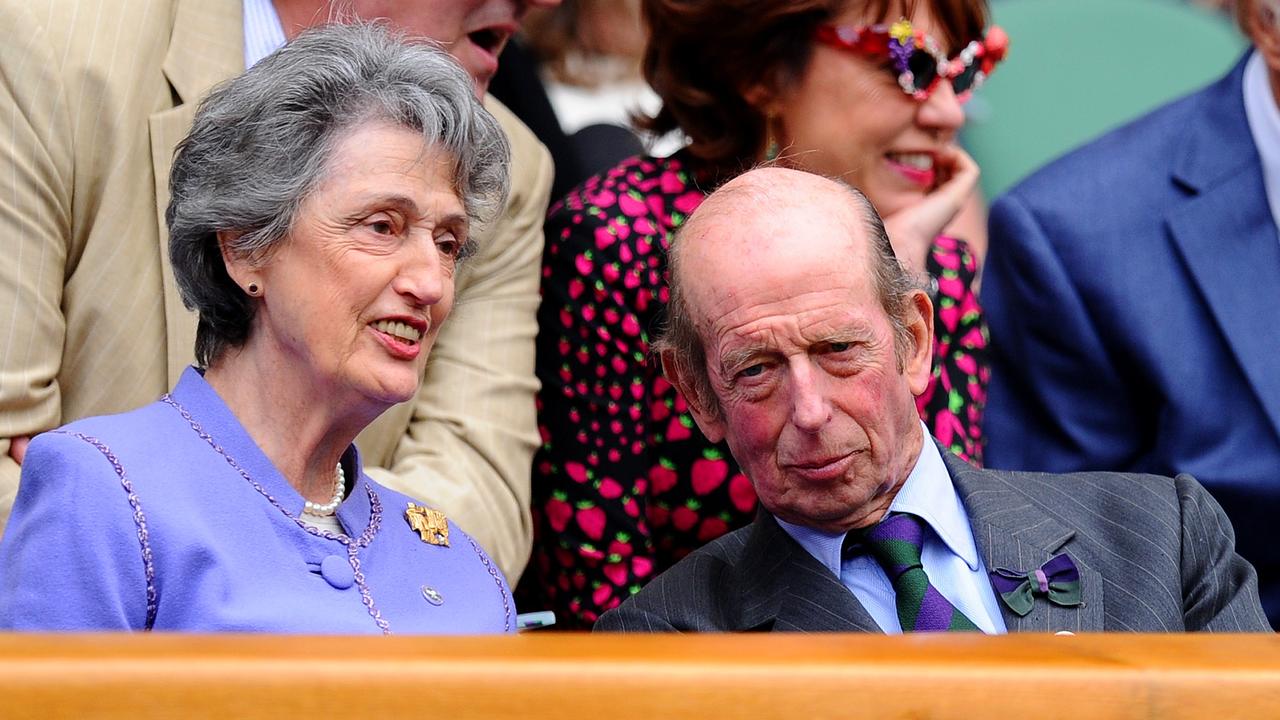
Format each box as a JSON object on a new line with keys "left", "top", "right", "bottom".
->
{"left": 522, "top": 0, "right": 1007, "bottom": 628}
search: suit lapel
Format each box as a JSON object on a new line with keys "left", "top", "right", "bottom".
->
{"left": 151, "top": 0, "right": 245, "bottom": 385}
{"left": 945, "top": 453, "right": 1105, "bottom": 632}
{"left": 735, "top": 514, "right": 881, "bottom": 632}
{"left": 1166, "top": 55, "right": 1280, "bottom": 443}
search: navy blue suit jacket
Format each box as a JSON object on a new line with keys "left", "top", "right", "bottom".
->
{"left": 983, "top": 54, "right": 1280, "bottom": 625}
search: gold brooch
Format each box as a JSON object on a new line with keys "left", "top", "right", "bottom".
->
{"left": 406, "top": 503, "right": 450, "bottom": 547}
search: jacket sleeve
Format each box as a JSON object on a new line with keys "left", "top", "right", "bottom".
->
{"left": 594, "top": 602, "right": 681, "bottom": 633}
{"left": 1176, "top": 473, "right": 1271, "bottom": 631}
{"left": 0, "top": 431, "right": 151, "bottom": 630}
{"left": 591, "top": 552, "right": 724, "bottom": 633}
{"left": 0, "top": 3, "right": 77, "bottom": 531}
{"left": 982, "top": 192, "right": 1143, "bottom": 472}
{"left": 362, "top": 99, "right": 552, "bottom": 583}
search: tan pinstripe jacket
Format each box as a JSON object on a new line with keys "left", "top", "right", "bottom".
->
{"left": 0, "top": 0, "right": 552, "bottom": 581}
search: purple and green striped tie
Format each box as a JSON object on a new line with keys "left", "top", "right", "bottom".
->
{"left": 857, "top": 512, "right": 980, "bottom": 632}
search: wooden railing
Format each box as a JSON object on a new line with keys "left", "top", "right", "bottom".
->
{"left": 0, "top": 633, "right": 1277, "bottom": 718}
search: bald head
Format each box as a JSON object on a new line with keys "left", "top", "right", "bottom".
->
{"left": 659, "top": 167, "right": 919, "bottom": 416}
{"left": 677, "top": 168, "right": 861, "bottom": 249}
{"left": 675, "top": 168, "right": 870, "bottom": 295}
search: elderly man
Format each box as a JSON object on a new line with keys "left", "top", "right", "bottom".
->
{"left": 596, "top": 167, "right": 1268, "bottom": 633}
{"left": 0, "top": 0, "right": 554, "bottom": 580}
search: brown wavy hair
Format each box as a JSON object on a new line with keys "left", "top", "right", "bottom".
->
{"left": 639, "top": 0, "right": 989, "bottom": 179}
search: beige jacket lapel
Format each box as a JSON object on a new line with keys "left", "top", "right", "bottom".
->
{"left": 150, "top": 0, "right": 245, "bottom": 385}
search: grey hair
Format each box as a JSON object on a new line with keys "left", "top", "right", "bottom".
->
{"left": 167, "top": 22, "right": 511, "bottom": 367}
{"left": 656, "top": 177, "right": 919, "bottom": 420}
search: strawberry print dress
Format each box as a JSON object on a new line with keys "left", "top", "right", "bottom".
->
{"left": 519, "top": 152, "right": 990, "bottom": 628}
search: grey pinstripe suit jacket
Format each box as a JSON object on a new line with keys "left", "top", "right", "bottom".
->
{"left": 596, "top": 451, "right": 1271, "bottom": 632}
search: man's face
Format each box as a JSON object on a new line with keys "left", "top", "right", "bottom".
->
{"left": 350, "top": 0, "right": 556, "bottom": 96}
{"left": 671, "top": 176, "right": 932, "bottom": 533}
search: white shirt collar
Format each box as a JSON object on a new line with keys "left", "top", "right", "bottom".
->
{"left": 242, "top": 0, "right": 288, "bottom": 69}
{"left": 1243, "top": 50, "right": 1280, "bottom": 234}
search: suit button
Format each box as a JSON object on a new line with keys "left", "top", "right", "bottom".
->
{"left": 320, "top": 555, "right": 354, "bottom": 589}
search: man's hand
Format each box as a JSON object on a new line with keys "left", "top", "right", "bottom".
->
{"left": 8, "top": 437, "right": 30, "bottom": 465}
{"left": 882, "top": 145, "right": 980, "bottom": 274}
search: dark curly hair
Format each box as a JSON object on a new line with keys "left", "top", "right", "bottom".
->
{"left": 638, "top": 0, "right": 989, "bottom": 179}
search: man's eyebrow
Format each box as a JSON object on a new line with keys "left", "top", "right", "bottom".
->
{"left": 799, "top": 317, "right": 874, "bottom": 343}
{"left": 718, "top": 345, "right": 770, "bottom": 375}
{"left": 810, "top": 330, "right": 868, "bottom": 345}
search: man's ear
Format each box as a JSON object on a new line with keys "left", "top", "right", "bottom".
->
{"left": 903, "top": 289, "right": 935, "bottom": 397}
{"left": 659, "top": 348, "right": 726, "bottom": 443}
{"left": 218, "top": 230, "right": 257, "bottom": 294}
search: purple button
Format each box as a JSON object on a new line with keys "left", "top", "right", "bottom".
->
{"left": 320, "top": 555, "right": 354, "bottom": 589}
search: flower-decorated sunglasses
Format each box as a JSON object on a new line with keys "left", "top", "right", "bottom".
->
{"left": 814, "top": 19, "right": 1009, "bottom": 101}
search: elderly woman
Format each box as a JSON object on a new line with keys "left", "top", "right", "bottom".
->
{"left": 524, "top": 0, "right": 1008, "bottom": 626}
{"left": 0, "top": 23, "right": 513, "bottom": 633}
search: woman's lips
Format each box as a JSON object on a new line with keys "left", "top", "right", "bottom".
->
{"left": 886, "top": 152, "right": 936, "bottom": 188}
{"left": 369, "top": 322, "right": 422, "bottom": 361}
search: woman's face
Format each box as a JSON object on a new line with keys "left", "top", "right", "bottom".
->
{"left": 770, "top": 2, "right": 968, "bottom": 217}
{"left": 251, "top": 121, "right": 468, "bottom": 411}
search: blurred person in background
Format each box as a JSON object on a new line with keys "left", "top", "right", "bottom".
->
{"left": 523, "top": 0, "right": 682, "bottom": 158}
{"left": 523, "top": 0, "right": 1007, "bottom": 627}
{"left": 982, "top": 0, "right": 1280, "bottom": 627}
{"left": 0, "top": 0, "right": 557, "bottom": 582}
{"left": 491, "top": 0, "right": 678, "bottom": 202}
{"left": 0, "top": 25, "right": 516, "bottom": 632}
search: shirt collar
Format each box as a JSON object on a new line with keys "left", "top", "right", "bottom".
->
{"left": 886, "top": 427, "right": 980, "bottom": 570}
{"left": 776, "top": 423, "right": 980, "bottom": 576}
{"left": 242, "top": 0, "right": 288, "bottom": 69}
{"left": 1243, "top": 50, "right": 1280, "bottom": 232}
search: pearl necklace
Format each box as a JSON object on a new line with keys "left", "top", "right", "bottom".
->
{"left": 302, "top": 463, "right": 346, "bottom": 517}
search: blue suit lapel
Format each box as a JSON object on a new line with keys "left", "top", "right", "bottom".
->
{"left": 944, "top": 452, "right": 1105, "bottom": 632}
{"left": 1167, "top": 54, "right": 1280, "bottom": 443}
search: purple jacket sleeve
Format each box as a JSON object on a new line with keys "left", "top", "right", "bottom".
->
{"left": 0, "top": 431, "right": 150, "bottom": 630}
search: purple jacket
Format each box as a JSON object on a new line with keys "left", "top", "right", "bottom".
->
{"left": 0, "top": 368, "right": 514, "bottom": 633}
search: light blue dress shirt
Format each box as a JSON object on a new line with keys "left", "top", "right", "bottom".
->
{"left": 777, "top": 426, "right": 1008, "bottom": 634}
{"left": 243, "top": 0, "right": 287, "bottom": 69}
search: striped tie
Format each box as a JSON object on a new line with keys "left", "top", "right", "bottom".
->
{"left": 857, "top": 513, "right": 979, "bottom": 632}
